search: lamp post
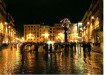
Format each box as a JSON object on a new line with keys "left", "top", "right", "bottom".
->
{"left": 60, "top": 18, "right": 71, "bottom": 43}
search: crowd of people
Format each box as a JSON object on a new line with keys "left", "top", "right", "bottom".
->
{"left": 20, "top": 41, "right": 92, "bottom": 59}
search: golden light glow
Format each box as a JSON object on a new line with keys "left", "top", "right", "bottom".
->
{"left": 87, "top": 22, "right": 90, "bottom": 25}
{"left": 91, "top": 16, "right": 94, "bottom": 19}
{"left": 21, "top": 37, "right": 25, "bottom": 42}
{"left": 4, "top": 22, "right": 8, "bottom": 25}
{"left": 8, "top": 26, "right": 11, "bottom": 28}
{"left": 0, "top": 23, "right": 3, "bottom": 33}
{"left": 26, "top": 33, "right": 35, "bottom": 42}
{"left": 58, "top": 33, "right": 64, "bottom": 38}
{"left": 42, "top": 32, "right": 49, "bottom": 38}
{"left": 47, "top": 40, "right": 55, "bottom": 45}
{"left": 57, "top": 32, "right": 64, "bottom": 42}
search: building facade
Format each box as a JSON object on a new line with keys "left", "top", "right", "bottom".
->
{"left": 24, "top": 24, "right": 40, "bottom": 42}
{"left": 68, "top": 23, "right": 79, "bottom": 42}
{"left": 5, "top": 13, "right": 16, "bottom": 43}
{"left": 0, "top": 0, "right": 7, "bottom": 45}
{"left": 0, "top": 0, "right": 17, "bottom": 45}
{"left": 24, "top": 23, "right": 80, "bottom": 43}
{"left": 54, "top": 23, "right": 63, "bottom": 42}
{"left": 40, "top": 25, "right": 50, "bottom": 42}
{"left": 81, "top": 0, "right": 103, "bottom": 45}
{"left": 24, "top": 24, "right": 51, "bottom": 42}
{"left": 50, "top": 27, "right": 55, "bottom": 41}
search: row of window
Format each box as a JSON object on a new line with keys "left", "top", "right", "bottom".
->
{"left": 27, "top": 38, "right": 55, "bottom": 41}
{"left": 25, "top": 25, "right": 40, "bottom": 28}
{"left": 24, "top": 28, "right": 55, "bottom": 31}
{"left": 25, "top": 26, "right": 54, "bottom": 29}
{"left": 24, "top": 29, "right": 40, "bottom": 31}
{"left": 25, "top": 27, "right": 56, "bottom": 29}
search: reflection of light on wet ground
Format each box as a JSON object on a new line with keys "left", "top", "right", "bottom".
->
{"left": 0, "top": 46, "right": 21, "bottom": 74}
{"left": 74, "top": 51, "right": 85, "bottom": 74}
{"left": 0, "top": 45, "right": 103, "bottom": 74}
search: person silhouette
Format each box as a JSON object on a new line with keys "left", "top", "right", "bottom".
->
{"left": 49, "top": 44, "right": 52, "bottom": 53}
{"left": 87, "top": 42, "right": 91, "bottom": 58}
{"left": 82, "top": 41, "right": 87, "bottom": 59}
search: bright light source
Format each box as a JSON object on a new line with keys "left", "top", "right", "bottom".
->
{"left": 80, "top": 28, "right": 83, "bottom": 31}
{"left": 47, "top": 40, "right": 55, "bottom": 45}
{"left": 87, "top": 22, "right": 90, "bottom": 25}
{"left": 83, "top": 27, "right": 86, "bottom": 29}
{"left": 78, "top": 22, "right": 82, "bottom": 27}
{"left": 57, "top": 32, "right": 64, "bottom": 42}
{"left": 5, "top": 22, "right": 8, "bottom": 25}
{"left": 91, "top": 16, "right": 94, "bottom": 19}
{"left": 58, "top": 33, "right": 64, "bottom": 37}
{"left": 28, "top": 33, "right": 32, "bottom": 37}
{"left": 8, "top": 26, "right": 11, "bottom": 28}
{"left": 21, "top": 37, "right": 25, "bottom": 42}
{"left": 42, "top": 33, "right": 49, "bottom": 38}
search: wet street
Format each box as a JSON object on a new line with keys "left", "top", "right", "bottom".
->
{"left": 0, "top": 45, "right": 103, "bottom": 74}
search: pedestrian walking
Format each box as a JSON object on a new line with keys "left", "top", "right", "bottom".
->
{"left": 82, "top": 41, "right": 87, "bottom": 58}
{"left": 43, "top": 43, "right": 48, "bottom": 54}
{"left": 34, "top": 44, "right": 39, "bottom": 53}
{"left": 87, "top": 42, "right": 91, "bottom": 57}
{"left": 54, "top": 43, "right": 58, "bottom": 52}
{"left": 49, "top": 44, "right": 52, "bottom": 53}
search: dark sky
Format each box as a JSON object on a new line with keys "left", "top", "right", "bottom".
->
{"left": 4, "top": 0, "right": 92, "bottom": 36}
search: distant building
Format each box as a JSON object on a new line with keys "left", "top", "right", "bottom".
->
{"left": 24, "top": 22, "right": 80, "bottom": 43}
{"left": 68, "top": 23, "right": 79, "bottom": 42}
{"left": 40, "top": 25, "right": 50, "bottom": 42}
{"left": 54, "top": 23, "right": 63, "bottom": 42}
{"left": 50, "top": 27, "right": 55, "bottom": 41}
{"left": 24, "top": 24, "right": 40, "bottom": 42}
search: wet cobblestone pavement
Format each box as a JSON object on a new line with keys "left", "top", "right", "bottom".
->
{"left": 0, "top": 45, "right": 103, "bottom": 74}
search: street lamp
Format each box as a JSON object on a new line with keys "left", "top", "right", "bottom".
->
{"left": 91, "top": 16, "right": 94, "bottom": 20}
{"left": 43, "top": 33, "right": 49, "bottom": 38}
{"left": 60, "top": 18, "right": 71, "bottom": 43}
{"left": 42, "top": 32, "right": 49, "bottom": 42}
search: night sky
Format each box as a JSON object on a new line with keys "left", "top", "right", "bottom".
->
{"left": 4, "top": 0, "right": 92, "bottom": 36}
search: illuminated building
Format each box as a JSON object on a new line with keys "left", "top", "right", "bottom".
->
{"left": 54, "top": 23, "right": 63, "bottom": 42}
{"left": 24, "top": 24, "right": 51, "bottom": 42}
{"left": 82, "top": 0, "right": 103, "bottom": 46}
{"left": 54, "top": 23, "right": 79, "bottom": 42}
{"left": 50, "top": 27, "right": 54, "bottom": 41}
{"left": 0, "top": 0, "right": 7, "bottom": 44}
{"left": 40, "top": 25, "right": 50, "bottom": 42}
{"left": 68, "top": 23, "right": 79, "bottom": 42}
{"left": 24, "top": 24, "right": 40, "bottom": 42}
{"left": 0, "top": 0, "right": 17, "bottom": 44}
{"left": 24, "top": 22, "right": 81, "bottom": 43}
{"left": 6, "top": 13, "right": 16, "bottom": 43}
